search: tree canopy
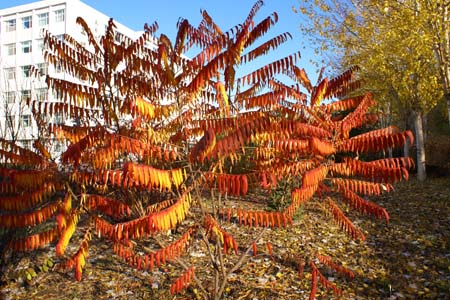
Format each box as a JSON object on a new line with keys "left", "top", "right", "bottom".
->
{"left": 296, "top": 0, "right": 450, "bottom": 181}
{"left": 296, "top": 0, "right": 447, "bottom": 123}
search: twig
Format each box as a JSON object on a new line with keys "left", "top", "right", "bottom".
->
{"left": 215, "top": 228, "right": 267, "bottom": 300}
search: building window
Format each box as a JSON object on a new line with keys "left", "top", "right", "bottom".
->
{"left": 37, "top": 63, "right": 47, "bottom": 77}
{"left": 20, "top": 115, "right": 32, "bottom": 127}
{"left": 114, "top": 31, "right": 124, "bottom": 43}
{"left": 55, "top": 34, "right": 64, "bottom": 43}
{"left": 5, "top": 92, "right": 16, "bottom": 104}
{"left": 55, "top": 62, "right": 62, "bottom": 73}
{"left": 54, "top": 113, "right": 64, "bottom": 124}
{"left": 21, "top": 41, "right": 32, "bottom": 53}
{"left": 37, "top": 39, "right": 45, "bottom": 52}
{"left": 53, "top": 89, "right": 63, "bottom": 100}
{"left": 4, "top": 68, "right": 15, "bottom": 80}
{"left": 36, "top": 88, "right": 48, "bottom": 101}
{"left": 5, "top": 19, "right": 16, "bottom": 32}
{"left": 5, "top": 43, "right": 16, "bottom": 56}
{"left": 22, "top": 16, "right": 32, "bottom": 29}
{"left": 54, "top": 9, "right": 65, "bottom": 23}
{"left": 21, "top": 140, "right": 32, "bottom": 150}
{"left": 38, "top": 12, "right": 49, "bottom": 27}
{"left": 21, "top": 65, "right": 32, "bottom": 78}
{"left": 21, "top": 90, "right": 31, "bottom": 101}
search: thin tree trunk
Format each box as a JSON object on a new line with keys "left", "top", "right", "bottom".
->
{"left": 413, "top": 110, "right": 426, "bottom": 181}
{"left": 423, "top": 113, "right": 427, "bottom": 144}
{"left": 446, "top": 92, "right": 450, "bottom": 127}
{"left": 403, "top": 107, "right": 412, "bottom": 159}
{"left": 404, "top": 140, "right": 410, "bottom": 159}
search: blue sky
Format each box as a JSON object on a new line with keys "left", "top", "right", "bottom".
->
{"left": 2, "top": 0, "right": 321, "bottom": 80}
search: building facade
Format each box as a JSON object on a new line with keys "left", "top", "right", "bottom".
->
{"left": 0, "top": 0, "right": 139, "bottom": 152}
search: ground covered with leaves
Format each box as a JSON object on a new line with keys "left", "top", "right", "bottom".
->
{"left": 1, "top": 177, "right": 449, "bottom": 300}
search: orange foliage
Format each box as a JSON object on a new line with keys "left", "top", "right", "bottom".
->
{"left": 204, "top": 214, "right": 238, "bottom": 254}
{"left": 327, "top": 198, "right": 366, "bottom": 241}
{"left": 0, "top": 2, "right": 415, "bottom": 297}
{"left": 7, "top": 227, "right": 59, "bottom": 251}
{"left": 0, "top": 201, "right": 60, "bottom": 228}
{"left": 170, "top": 266, "right": 195, "bottom": 295}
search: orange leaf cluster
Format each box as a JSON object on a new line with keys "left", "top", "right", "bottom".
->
{"left": 31, "top": 101, "right": 94, "bottom": 125}
{"left": 95, "top": 192, "right": 192, "bottom": 240}
{"left": 0, "top": 201, "right": 60, "bottom": 228}
{"left": 271, "top": 160, "right": 315, "bottom": 177}
{"left": 0, "top": 139, "right": 50, "bottom": 167}
{"left": 213, "top": 173, "right": 248, "bottom": 196}
{"left": 286, "top": 184, "right": 319, "bottom": 217}
{"left": 370, "top": 157, "right": 415, "bottom": 169}
{"left": 212, "top": 116, "right": 270, "bottom": 158}
{"left": 340, "top": 93, "right": 376, "bottom": 136}
{"left": 309, "top": 137, "right": 336, "bottom": 157}
{"left": 316, "top": 254, "right": 355, "bottom": 280}
{"left": 61, "top": 128, "right": 106, "bottom": 165}
{"left": 131, "top": 97, "right": 155, "bottom": 119}
{"left": 290, "top": 66, "right": 312, "bottom": 92}
{"left": 331, "top": 178, "right": 391, "bottom": 196}
{"left": 64, "top": 229, "right": 91, "bottom": 281}
{"left": 258, "top": 171, "right": 278, "bottom": 189}
{"left": 10, "top": 169, "right": 51, "bottom": 191}
{"left": 7, "top": 227, "right": 59, "bottom": 251}
{"left": 278, "top": 120, "right": 331, "bottom": 139}
{"left": 0, "top": 183, "right": 55, "bottom": 212}
{"left": 322, "top": 96, "right": 363, "bottom": 114}
{"left": 272, "top": 139, "right": 309, "bottom": 153}
{"left": 204, "top": 214, "right": 238, "bottom": 254}
{"left": 33, "top": 140, "right": 52, "bottom": 160}
{"left": 301, "top": 165, "right": 328, "bottom": 187}
{"left": 79, "top": 134, "right": 178, "bottom": 169}
{"left": 324, "top": 66, "right": 359, "bottom": 99}
{"left": 309, "top": 261, "right": 342, "bottom": 299}
{"left": 221, "top": 208, "right": 292, "bottom": 228}
{"left": 113, "top": 226, "right": 195, "bottom": 272}
{"left": 341, "top": 131, "right": 414, "bottom": 153}
{"left": 310, "top": 78, "right": 328, "bottom": 107}
{"left": 170, "top": 266, "right": 195, "bottom": 295}
{"left": 56, "top": 211, "right": 79, "bottom": 256}
{"left": 338, "top": 186, "right": 390, "bottom": 223}
{"left": 193, "top": 111, "right": 262, "bottom": 135}
{"left": 240, "top": 53, "right": 300, "bottom": 86}
{"left": 331, "top": 158, "right": 409, "bottom": 183}
{"left": 70, "top": 169, "right": 128, "bottom": 187}
{"left": 122, "top": 162, "right": 184, "bottom": 191}
{"left": 50, "top": 124, "right": 92, "bottom": 143}
{"left": 83, "top": 194, "right": 131, "bottom": 218}
{"left": 327, "top": 198, "right": 365, "bottom": 241}
{"left": 46, "top": 77, "right": 98, "bottom": 109}
{"left": 242, "top": 90, "right": 286, "bottom": 109}
{"left": 190, "top": 128, "right": 216, "bottom": 163}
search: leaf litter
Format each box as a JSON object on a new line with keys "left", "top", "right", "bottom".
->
{"left": 0, "top": 177, "right": 448, "bottom": 299}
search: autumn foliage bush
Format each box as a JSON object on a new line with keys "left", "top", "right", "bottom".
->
{"left": 0, "top": 1, "right": 414, "bottom": 298}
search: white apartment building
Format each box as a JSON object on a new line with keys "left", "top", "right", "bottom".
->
{"left": 0, "top": 0, "right": 140, "bottom": 152}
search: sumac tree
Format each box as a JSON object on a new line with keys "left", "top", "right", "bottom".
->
{"left": 0, "top": 1, "right": 413, "bottom": 299}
